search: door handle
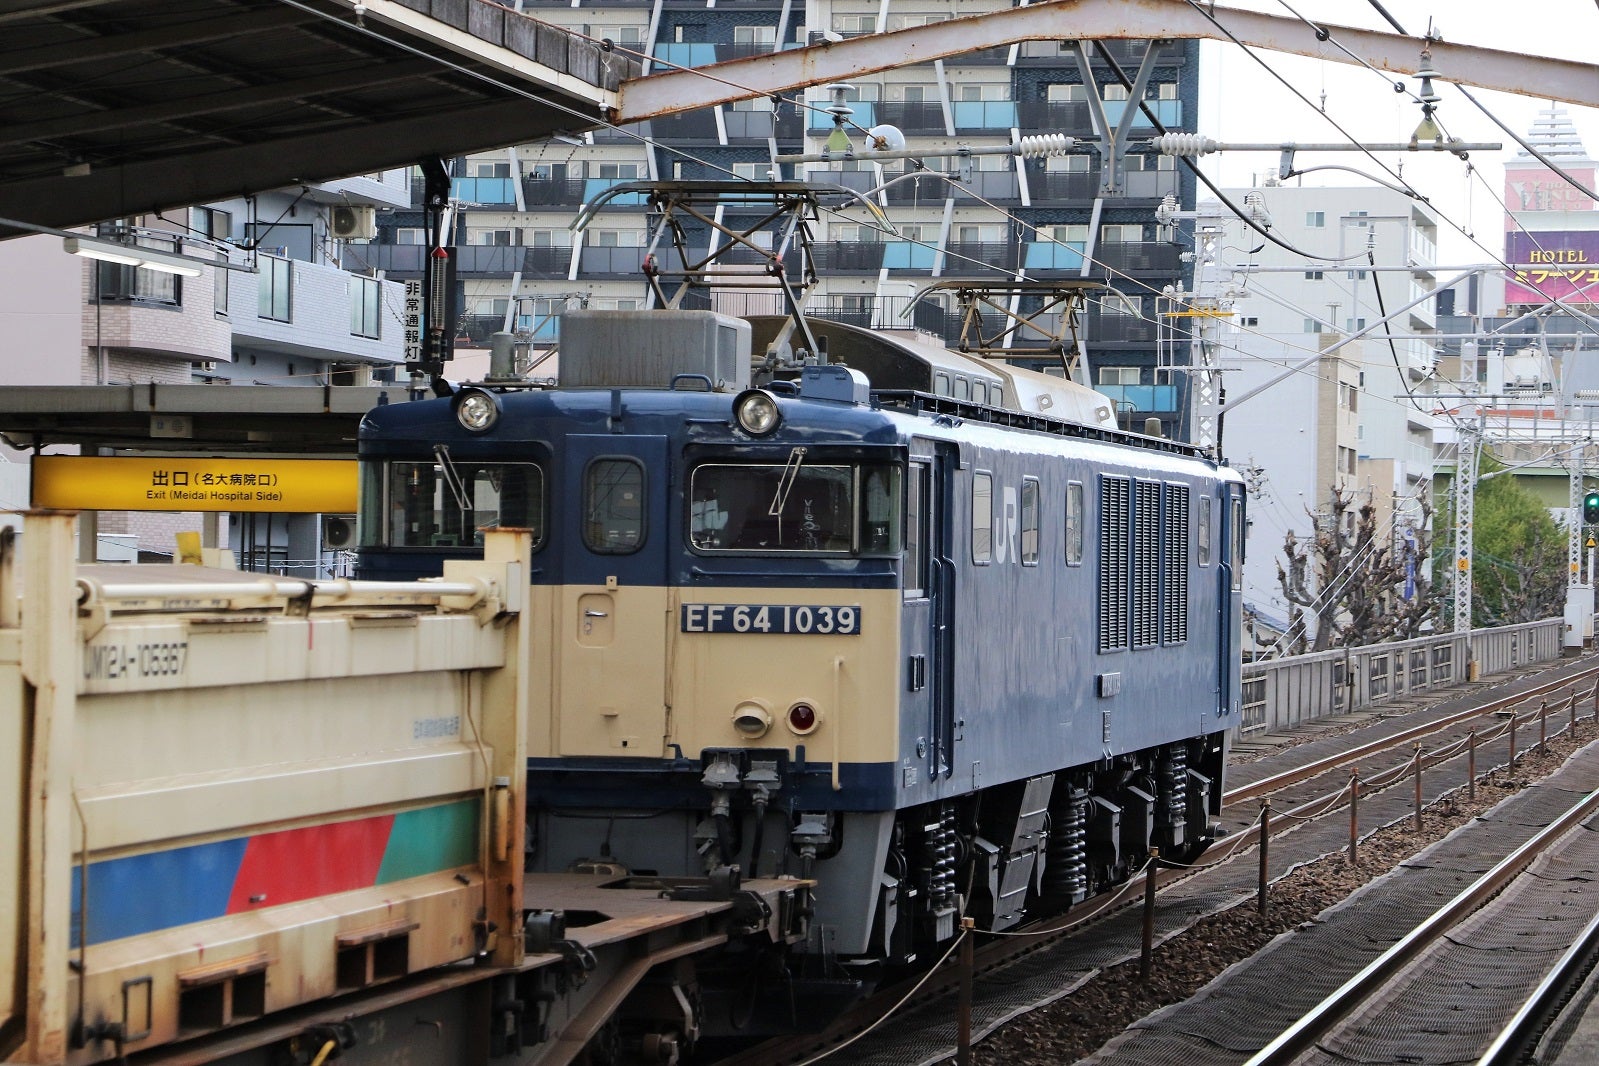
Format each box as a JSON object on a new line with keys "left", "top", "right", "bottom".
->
{"left": 584, "top": 609, "right": 609, "bottom": 618}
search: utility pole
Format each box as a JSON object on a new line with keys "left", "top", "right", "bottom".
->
{"left": 1454, "top": 416, "right": 1480, "bottom": 639}
{"left": 1571, "top": 453, "right": 1597, "bottom": 649}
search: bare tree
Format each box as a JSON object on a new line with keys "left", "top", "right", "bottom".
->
{"left": 1276, "top": 487, "right": 1437, "bottom": 654}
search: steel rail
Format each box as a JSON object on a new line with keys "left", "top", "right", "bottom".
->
{"left": 1476, "top": 906, "right": 1599, "bottom": 1065}
{"left": 1224, "top": 665, "right": 1599, "bottom": 806}
{"left": 1244, "top": 784, "right": 1599, "bottom": 1066}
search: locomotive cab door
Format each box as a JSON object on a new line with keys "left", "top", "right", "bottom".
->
{"left": 555, "top": 434, "right": 671, "bottom": 758}
{"left": 903, "top": 442, "right": 957, "bottom": 782}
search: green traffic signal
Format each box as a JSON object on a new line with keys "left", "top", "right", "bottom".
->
{"left": 1585, "top": 492, "right": 1599, "bottom": 525}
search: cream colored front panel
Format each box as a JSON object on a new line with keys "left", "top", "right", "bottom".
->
{"left": 669, "top": 587, "right": 903, "bottom": 763}
{"left": 554, "top": 584, "right": 670, "bottom": 756}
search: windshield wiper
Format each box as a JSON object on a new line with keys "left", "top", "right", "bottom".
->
{"left": 433, "top": 444, "right": 472, "bottom": 513}
{"left": 769, "top": 446, "right": 807, "bottom": 516}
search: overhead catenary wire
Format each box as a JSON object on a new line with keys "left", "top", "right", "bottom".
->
{"left": 281, "top": 0, "right": 1584, "bottom": 453}
{"left": 1192, "top": 0, "right": 1599, "bottom": 320}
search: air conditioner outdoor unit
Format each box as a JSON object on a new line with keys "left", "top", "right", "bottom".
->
{"left": 331, "top": 205, "right": 376, "bottom": 240}
{"left": 321, "top": 514, "right": 357, "bottom": 551}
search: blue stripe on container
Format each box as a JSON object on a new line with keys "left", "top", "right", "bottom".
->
{"left": 71, "top": 837, "right": 248, "bottom": 947}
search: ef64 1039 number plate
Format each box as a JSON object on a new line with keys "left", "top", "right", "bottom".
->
{"left": 680, "top": 603, "right": 861, "bottom": 635}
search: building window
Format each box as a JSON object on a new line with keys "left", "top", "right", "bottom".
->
{"left": 1099, "top": 366, "right": 1140, "bottom": 385}
{"left": 258, "top": 254, "right": 292, "bottom": 322}
{"left": 350, "top": 275, "right": 381, "bottom": 339}
{"left": 1306, "top": 211, "right": 1326, "bottom": 227}
{"left": 191, "top": 207, "right": 231, "bottom": 240}
{"left": 395, "top": 228, "right": 424, "bottom": 245}
{"left": 1304, "top": 270, "right": 1324, "bottom": 280}
{"left": 1303, "top": 318, "right": 1323, "bottom": 334}
{"left": 97, "top": 261, "right": 179, "bottom": 306}
{"left": 733, "top": 24, "right": 776, "bottom": 43}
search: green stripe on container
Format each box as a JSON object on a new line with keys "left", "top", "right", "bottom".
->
{"left": 376, "top": 798, "right": 480, "bottom": 883}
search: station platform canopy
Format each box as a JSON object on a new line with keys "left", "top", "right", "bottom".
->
{"left": 0, "top": 384, "right": 399, "bottom": 455}
{"left": 0, "top": 0, "right": 636, "bottom": 234}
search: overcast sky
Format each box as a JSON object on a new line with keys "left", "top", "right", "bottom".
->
{"left": 1193, "top": 0, "right": 1598, "bottom": 263}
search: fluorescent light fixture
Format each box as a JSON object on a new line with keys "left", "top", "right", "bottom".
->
{"left": 62, "top": 235, "right": 207, "bottom": 277}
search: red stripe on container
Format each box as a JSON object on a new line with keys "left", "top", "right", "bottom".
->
{"left": 226, "top": 814, "right": 395, "bottom": 913}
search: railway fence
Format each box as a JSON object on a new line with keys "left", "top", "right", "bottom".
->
{"left": 1239, "top": 618, "right": 1567, "bottom": 736}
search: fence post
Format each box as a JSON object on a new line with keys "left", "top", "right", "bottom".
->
{"left": 1468, "top": 730, "right": 1477, "bottom": 801}
{"left": 1140, "top": 848, "right": 1160, "bottom": 984}
{"left": 1257, "top": 801, "right": 1271, "bottom": 916}
{"left": 1348, "top": 768, "right": 1360, "bottom": 864}
{"left": 1572, "top": 692, "right": 1580, "bottom": 741}
{"left": 1509, "top": 712, "right": 1518, "bottom": 768}
{"left": 1413, "top": 745, "right": 1424, "bottom": 831}
{"left": 1539, "top": 699, "right": 1548, "bottom": 754}
{"left": 957, "top": 917, "right": 974, "bottom": 1066}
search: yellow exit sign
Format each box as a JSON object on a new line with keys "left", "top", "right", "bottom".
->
{"left": 31, "top": 456, "right": 357, "bottom": 513}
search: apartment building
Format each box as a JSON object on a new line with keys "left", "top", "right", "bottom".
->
{"left": 1215, "top": 183, "right": 1442, "bottom": 639}
{"left": 0, "top": 174, "right": 411, "bottom": 567}
{"left": 364, "top": 1, "right": 1200, "bottom": 435}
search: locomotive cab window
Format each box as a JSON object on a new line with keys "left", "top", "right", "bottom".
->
{"left": 971, "top": 472, "right": 993, "bottom": 564}
{"left": 689, "top": 461, "right": 901, "bottom": 555}
{"left": 1020, "top": 477, "right": 1040, "bottom": 565}
{"left": 1065, "top": 481, "right": 1084, "bottom": 565}
{"left": 364, "top": 459, "right": 544, "bottom": 549}
{"left": 584, "top": 458, "right": 646, "bottom": 554}
{"left": 905, "top": 462, "right": 930, "bottom": 596}
{"left": 1197, "top": 495, "right": 1213, "bottom": 566}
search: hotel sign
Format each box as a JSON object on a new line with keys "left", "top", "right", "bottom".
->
{"left": 1506, "top": 231, "right": 1599, "bottom": 305}
{"left": 31, "top": 456, "right": 357, "bottom": 513}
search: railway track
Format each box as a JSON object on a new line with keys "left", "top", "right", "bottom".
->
{"left": 1246, "top": 780, "right": 1599, "bottom": 1065}
{"left": 710, "top": 654, "right": 1599, "bottom": 1066}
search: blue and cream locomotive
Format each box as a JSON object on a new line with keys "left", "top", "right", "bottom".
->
{"left": 356, "top": 307, "right": 1244, "bottom": 1024}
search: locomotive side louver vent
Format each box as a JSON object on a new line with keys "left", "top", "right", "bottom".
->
{"left": 1098, "top": 475, "right": 1130, "bottom": 653}
{"left": 1163, "top": 483, "right": 1190, "bottom": 644}
{"left": 1132, "top": 479, "right": 1161, "bottom": 648}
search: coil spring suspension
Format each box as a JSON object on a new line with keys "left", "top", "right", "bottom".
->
{"left": 1160, "top": 747, "right": 1189, "bottom": 839}
{"left": 1043, "top": 787, "right": 1089, "bottom": 905}
{"left": 923, "top": 807, "right": 958, "bottom": 914}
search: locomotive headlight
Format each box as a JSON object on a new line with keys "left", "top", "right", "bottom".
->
{"left": 732, "top": 700, "right": 773, "bottom": 739}
{"left": 733, "top": 389, "right": 782, "bottom": 436}
{"left": 453, "top": 388, "right": 501, "bottom": 433}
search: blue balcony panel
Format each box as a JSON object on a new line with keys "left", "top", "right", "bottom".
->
{"left": 1096, "top": 384, "right": 1179, "bottom": 412}
{"left": 1023, "top": 242, "right": 1086, "bottom": 270}
{"left": 951, "top": 100, "right": 1017, "bottom": 130}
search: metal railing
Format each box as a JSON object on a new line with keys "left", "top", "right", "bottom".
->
{"left": 1237, "top": 618, "right": 1566, "bottom": 736}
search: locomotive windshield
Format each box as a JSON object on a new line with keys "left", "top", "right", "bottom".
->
{"left": 689, "top": 461, "right": 901, "bottom": 556}
{"left": 361, "top": 458, "right": 545, "bottom": 548}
